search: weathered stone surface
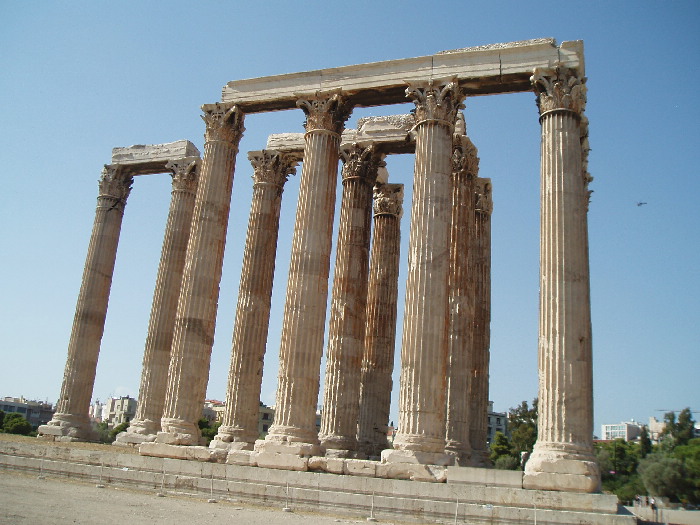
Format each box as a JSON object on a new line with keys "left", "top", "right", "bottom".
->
{"left": 222, "top": 40, "right": 584, "bottom": 110}
{"left": 447, "top": 465, "right": 522, "bottom": 487}
{"left": 254, "top": 451, "right": 309, "bottom": 472}
{"left": 225, "top": 449, "right": 257, "bottom": 466}
{"left": 381, "top": 449, "right": 453, "bottom": 467}
{"left": 139, "top": 442, "right": 225, "bottom": 462}
{"left": 111, "top": 140, "right": 200, "bottom": 165}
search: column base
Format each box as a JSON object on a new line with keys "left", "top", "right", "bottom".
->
{"left": 468, "top": 448, "right": 492, "bottom": 468}
{"left": 37, "top": 413, "right": 98, "bottom": 442}
{"left": 156, "top": 418, "right": 201, "bottom": 446}
{"left": 523, "top": 443, "right": 601, "bottom": 493}
{"left": 381, "top": 448, "right": 454, "bottom": 467}
{"left": 253, "top": 439, "right": 321, "bottom": 472}
{"left": 209, "top": 425, "right": 256, "bottom": 451}
{"left": 392, "top": 432, "right": 446, "bottom": 454}
{"left": 319, "top": 433, "right": 357, "bottom": 457}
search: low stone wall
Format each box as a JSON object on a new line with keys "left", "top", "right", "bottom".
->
{"left": 0, "top": 438, "right": 635, "bottom": 525}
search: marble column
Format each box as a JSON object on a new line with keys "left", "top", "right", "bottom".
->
{"left": 211, "top": 150, "right": 297, "bottom": 450}
{"left": 115, "top": 157, "right": 200, "bottom": 445}
{"left": 468, "top": 177, "right": 493, "bottom": 467}
{"left": 385, "top": 79, "right": 464, "bottom": 464}
{"left": 319, "top": 144, "right": 381, "bottom": 455}
{"left": 523, "top": 65, "right": 600, "bottom": 492}
{"left": 356, "top": 183, "right": 404, "bottom": 458}
{"left": 158, "top": 103, "right": 245, "bottom": 445}
{"left": 259, "top": 91, "right": 352, "bottom": 455}
{"left": 445, "top": 119, "right": 479, "bottom": 465}
{"left": 39, "top": 166, "right": 133, "bottom": 441}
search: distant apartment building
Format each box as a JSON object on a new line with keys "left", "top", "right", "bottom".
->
{"left": 203, "top": 399, "right": 226, "bottom": 424}
{"left": 0, "top": 397, "right": 54, "bottom": 427}
{"left": 601, "top": 420, "right": 643, "bottom": 441}
{"left": 94, "top": 396, "right": 137, "bottom": 427}
{"left": 487, "top": 401, "right": 507, "bottom": 443}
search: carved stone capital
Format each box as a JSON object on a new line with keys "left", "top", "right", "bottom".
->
{"left": 201, "top": 103, "right": 245, "bottom": 145}
{"left": 405, "top": 78, "right": 465, "bottom": 127}
{"left": 474, "top": 177, "right": 493, "bottom": 215}
{"left": 166, "top": 156, "right": 200, "bottom": 194}
{"left": 373, "top": 183, "right": 404, "bottom": 218}
{"left": 452, "top": 134, "right": 479, "bottom": 180}
{"left": 98, "top": 165, "right": 133, "bottom": 210}
{"left": 297, "top": 91, "right": 353, "bottom": 134}
{"left": 247, "top": 149, "right": 298, "bottom": 188}
{"left": 340, "top": 143, "right": 382, "bottom": 185}
{"left": 531, "top": 65, "right": 586, "bottom": 116}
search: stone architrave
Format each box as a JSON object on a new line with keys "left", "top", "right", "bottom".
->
{"left": 356, "top": 183, "right": 404, "bottom": 458}
{"left": 523, "top": 65, "right": 600, "bottom": 493}
{"left": 319, "top": 143, "right": 381, "bottom": 455}
{"left": 211, "top": 150, "right": 297, "bottom": 450}
{"left": 468, "top": 177, "right": 493, "bottom": 467}
{"left": 384, "top": 79, "right": 465, "bottom": 465}
{"left": 116, "top": 157, "right": 200, "bottom": 445}
{"left": 445, "top": 115, "right": 479, "bottom": 465}
{"left": 158, "top": 103, "right": 245, "bottom": 446}
{"left": 39, "top": 166, "right": 133, "bottom": 441}
{"left": 258, "top": 91, "right": 352, "bottom": 456}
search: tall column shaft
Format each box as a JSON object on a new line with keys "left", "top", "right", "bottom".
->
{"left": 389, "top": 80, "right": 464, "bottom": 460}
{"left": 159, "top": 103, "right": 244, "bottom": 445}
{"left": 262, "top": 92, "right": 352, "bottom": 451}
{"left": 319, "top": 144, "right": 379, "bottom": 454}
{"left": 445, "top": 127, "right": 478, "bottom": 464}
{"left": 117, "top": 158, "right": 200, "bottom": 443}
{"left": 357, "top": 183, "right": 403, "bottom": 458}
{"left": 468, "top": 177, "right": 492, "bottom": 466}
{"left": 212, "top": 150, "right": 297, "bottom": 450}
{"left": 524, "top": 66, "right": 599, "bottom": 492}
{"left": 39, "top": 167, "right": 133, "bottom": 441}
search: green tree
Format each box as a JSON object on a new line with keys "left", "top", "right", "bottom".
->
{"left": 105, "top": 421, "right": 129, "bottom": 443}
{"left": 3, "top": 413, "right": 32, "bottom": 435}
{"left": 490, "top": 431, "right": 514, "bottom": 465}
{"left": 662, "top": 408, "right": 696, "bottom": 448}
{"left": 638, "top": 453, "right": 686, "bottom": 502}
{"left": 508, "top": 398, "right": 538, "bottom": 461}
{"left": 639, "top": 426, "right": 653, "bottom": 459}
{"left": 198, "top": 418, "right": 220, "bottom": 445}
{"left": 0, "top": 410, "right": 5, "bottom": 429}
{"left": 672, "top": 438, "right": 700, "bottom": 504}
{"left": 94, "top": 421, "right": 111, "bottom": 443}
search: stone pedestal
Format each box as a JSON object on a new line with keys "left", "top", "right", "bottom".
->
{"left": 391, "top": 80, "right": 464, "bottom": 462}
{"left": 158, "top": 103, "right": 244, "bottom": 445}
{"left": 211, "top": 150, "right": 297, "bottom": 451}
{"left": 523, "top": 66, "right": 600, "bottom": 493}
{"left": 319, "top": 144, "right": 380, "bottom": 455}
{"left": 468, "top": 177, "right": 493, "bottom": 467}
{"left": 116, "top": 158, "right": 200, "bottom": 445}
{"left": 39, "top": 166, "right": 133, "bottom": 441}
{"left": 259, "top": 91, "right": 352, "bottom": 455}
{"left": 356, "top": 183, "right": 403, "bottom": 458}
{"left": 445, "top": 120, "right": 478, "bottom": 465}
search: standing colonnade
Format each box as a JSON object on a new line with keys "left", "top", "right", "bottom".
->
{"left": 40, "top": 39, "right": 600, "bottom": 493}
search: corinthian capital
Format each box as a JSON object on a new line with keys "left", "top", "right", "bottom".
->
{"left": 405, "top": 78, "right": 465, "bottom": 127}
{"left": 247, "top": 150, "right": 298, "bottom": 188}
{"left": 340, "top": 143, "right": 382, "bottom": 185}
{"left": 166, "top": 156, "right": 200, "bottom": 194}
{"left": 531, "top": 65, "right": 587, "bottom": 116}
{"left": 452, "top": 135, "right": 479, "bottom": 180}
{"left": 98, "top": 165, "right": 133, "bottom": 206}
{"left": 373, "top": 183, "right": 404, "bottom": 218}
{"left": 201, "top": 103, "right": 245, "bottom": 145}
{"left": 297, "top": 90, "right": 353, "bottom": 134}
{"left": 474, "top": 177, "right": 493, "bottom": 215}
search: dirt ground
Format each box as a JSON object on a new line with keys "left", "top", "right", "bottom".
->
{"left": 0, "top": 469, "right": 387, "bottom": 525}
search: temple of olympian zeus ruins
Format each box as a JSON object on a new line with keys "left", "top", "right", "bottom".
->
{"left": 39, "top": 38, "right": 601, "bottom": 493}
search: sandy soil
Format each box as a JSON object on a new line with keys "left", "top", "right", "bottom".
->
{"left": 0, "top": 469, "right": 386, "bottom": 525}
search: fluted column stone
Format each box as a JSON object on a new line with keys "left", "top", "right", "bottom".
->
{"left": 319, "top": 144, "right": 380, "bottom": 455}
{"left": 115, "top": 157, "right": 200, "bottom": 445}
{"left": 385, "top": 79, "right": 464, "bottom": 464}
{"left": 523, "top": 65, "right": 599, "bottom": 493}
{"left": 445, "top": 120, "right": 479, "bottom": 465}
{"left": 39, "top": 167, "right": 133, "bottom": 441}
{"left": 356, "top": 183, "right": 403, "bottom": 458}
{"left": 259, "top": 91, "right": 352, "bottom": 455}
{"left": 468, "top": 177, "right": 493, "bottom": 467}
{"left": 211, "top": 150, "right": 297, "bottom": 450}
{"left": 158, "top": 103, "right": 244, "bottom": 445}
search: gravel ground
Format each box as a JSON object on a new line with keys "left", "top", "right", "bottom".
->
{"left": 0, "top": 469, "right": 390, "bottom": 525}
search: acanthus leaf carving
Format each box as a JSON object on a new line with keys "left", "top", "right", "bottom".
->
{"left": 474, "top": 177, "right": 493, "bottom": 215}
{"left": 247, "top": 149, "right": 298, "bottom": 189}
{"left": 98, "top": 165, "right": 133, "bottom": 212}
{"left": 166, "top": 156, "right": 200, "bottom": 194}
{"left": 340, "top": 143, "right": 382, "bottom": 185}
{"left": 531, "top": 65, "right": 587, "bottom": 116}
{"left": 201, "top": 103, "right": 245, "bottom": 145}
{"left": 373, "top": 183, "right": 404, "bottom": 218}
{"left": 296, "top": 90, "right": 353, "bottom": 134}
{"left": 405, "top": 78, "right": 465, "bottom": 128}
{"left": 452, "top": 134, "right": 479, "bottom": 180}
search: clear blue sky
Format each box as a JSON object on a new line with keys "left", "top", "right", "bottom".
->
{"left": 1, "top": 1, "right": 698, "bottom": 437}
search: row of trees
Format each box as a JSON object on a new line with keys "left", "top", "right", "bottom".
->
{"left": 489, "top": 402, "right": 699, "bottom": 506}
{"left": 0, "top": 410, "right": 34, "bottom": 435}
